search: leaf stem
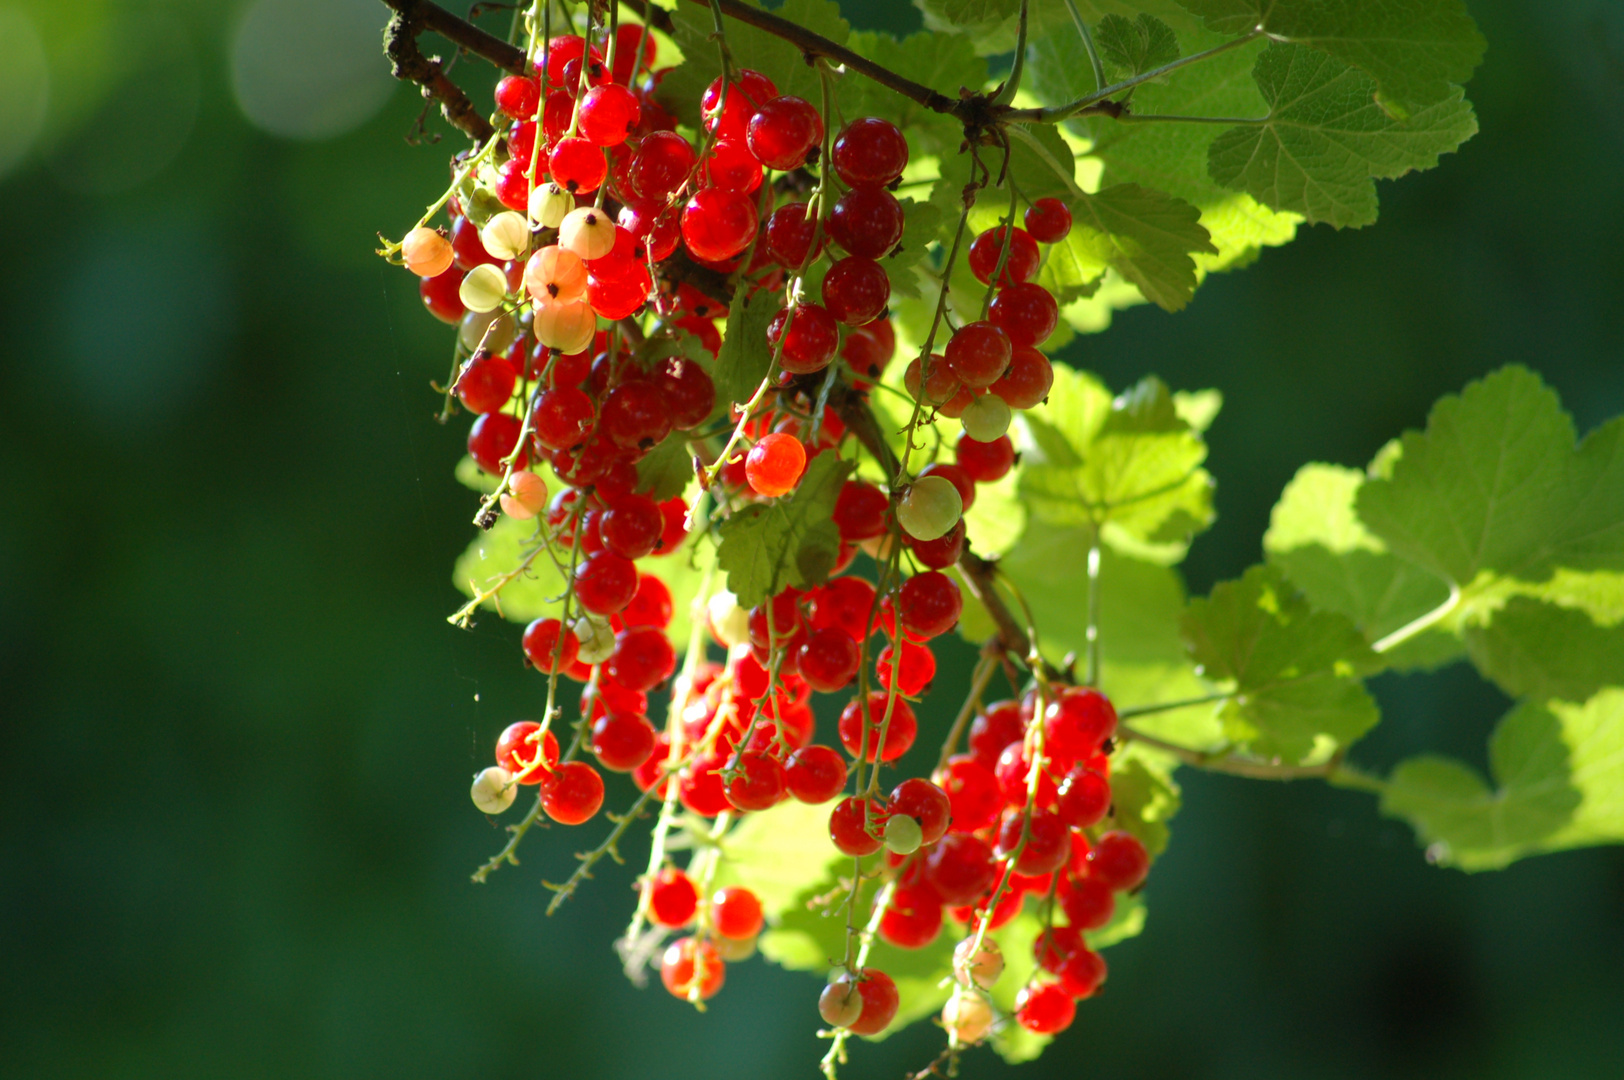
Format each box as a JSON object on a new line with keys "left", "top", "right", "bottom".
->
{"left": 1009, "top": 30, "right": 1264, "bottom": 123}
{"left": 993, "top": 0, "right": 1030, "bottom": 106}
{"left": 1063, "top": 0, "right": 1106, "bottom": 95}
{"left": 1371, "top": 583, "right": 1461, "bottom": 654}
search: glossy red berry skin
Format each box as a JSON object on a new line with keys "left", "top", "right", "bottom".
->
{"left": 541, "top": 760, "right": 604, "bottom": 824}
{"left": 763, "top": 202, "right": 823, "bottom": 269}
{"left": 896, "top": 571, "right": 963, "bottom": 640}
{"left": 967, "top": 226, "right": 1041, "bottom": 286}
{"left": 767, "top": 304, "right": 840, "bottom": 374}
{"left": 996, "top": 808, "right": 1072, "bottom": 875}
{"left": 821, "top": 257, "right": 890, "bottom": 326}
{"left": 842, "top": 968, "right": 900, "bottom": 1036}
{"left": 888, "top": 778, "right": 952, "bottom": 845}
{"left": 1059, "top": 872, "right": 1116, "bottom": 931}
{"left": 937, "top": 755, "right": 1002, "bottom": 834}
{"left": 532, "top": 386, "right": 596, "bottom": 451}
{"left": 1043, "top": 687, "right": 1118, "bottom": 765}
{"left": 599, "top": 494, "right": 664, "bottom": 559}
{"left": 907, "top": 519, "right": 965, "bottom": 570}
{"left": 456, "top": 352, "right": 517, "bottom": 415}
{"left": 745, "top": 432, "right": 807, "bottom": 497}
{"left": 419, "top": 271, "right": 465, "bottom": 323}
{"left": 943, "top": 321, "right": 1014, "bottom": 390}
{"left": 746, "top": 95, "right": 824, "bottom": 170}
{"left": 1024, "top": 196, "right": 1073, "bottom": 243}
{"left": 701, "top": 69, "right": 779, "bottom": 141}
{"left": 992, "top": 344, "right": 1055, "bottom": 409}
{"left": 825, "top": 186, "right": 904, "bottom": 259}
{"left": 879, "top": 883, "right": 944, "bottom": 949}
{"left": 574, "top": 552, "right": 639, "bottom": 615}
{"left": 651, "top": 356, "right": 716, "bottom": 430}
{"left": 648, "top": 866, "right": 699, "bottom": 927}
{"left": 967, "top": 700, "right": 1024, "bottom": 767}
{"left": 681, "top": 187, "right": 759, "bottom": 262}
{"left": 808, "top": 577, "right": 877, "bottom": 641}
{"left": 629, "top": 130, "right": 695, "bottom": 199}
{"left": 1058, "top": 947, "right": 1107, "bottom": 999}
{"left": 577, "top": 83, "right": 640, "bottom": 146}
{"left": 661, "top": 936, "right": 725, "bottom": 1000}
{"left": 623, "top": 574, "right": 674, "bottom": 630}
{"left": 607, "top": 626, "right": 676, "bottom": 692}
{"left": 1089, "top": 830, "right": 1150, "bottom": 891}
{"left": 495, "top": 721, "right": 560, "bottom": 782}
{"left": 922, "top": 832, "right": 997, "bottom": 905}
{"left": 831, "top": 117, "right": 909, "bottom": 186}
{"left": 838, "top": 692, "right": 918, "bottom": 763}
{"left": 546, "top": 137, "right": 605, "bottom": 194}
{"left": 468, "top": 412, "right": 528, "bottom": 475}
{"left": 1057, "top": 765, "right": 1111, "bottom": 829}
{"left": 705, "top": 138, "right": 764, "bottom": 193}
{"left": 495, "top": 74, "right": 541, "bottom": 119}
{"left": 829, "top": 796, "right": 886, "bottom": 856}
{"left": 875, "top": 639, "right": 937, "bottom": 697}
{"left": 600, "top": 380, "right": 673, "bottom": 450}
{"left": 832, "top": 481, "right": 889, "bottom": 541}
{"left": 786, "top": 744, "right": 848, "bottom": 804}
{"left": 988, "top": 281, "right": 1059, "bottom": 347}
{"left": 711, "top": 885, "right": 764, "bottom": 940}
{"left": 957, "top": 434, "right": 1016, "bottom": 483}
{"left": 725, "top": 752, "right": 787, "bottom": 812}
{"left": 591, "top": 712, "right": 657, "bottom": 772}
{"left": 522, "top": 617, "right": 579, "bottom": 673}
{"left": 1015, "top": 982, "right": 1076, "bottom": 1035}
{"left": 492, "top": 159, "right": 531, "bottom": 211}
{"left": 797, "top": 627, "right": 861, "bottom": 693}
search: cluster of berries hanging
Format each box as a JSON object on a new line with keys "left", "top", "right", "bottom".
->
{"left": 387, "top": 9, "right": 1143, "bottom": 1063}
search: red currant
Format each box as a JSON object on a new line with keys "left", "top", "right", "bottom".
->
{"left": 495, "top": 74, "right": 541, "bottom": 119}
{"left": 767, "top": 304, "right": 840, "bottom": 374}
{"left": 467, "top": 411, "right": 528, "bottom": 475}
{"left": 725, "top": 751, "right": 787, "bottom": 812}
{"left": 876, "top": 639, "right": 937, "bottom": 696}
{"left": 1043, "top": 687, "right": 1118, "bottom": 764}
{"left": 1015, "top": 982, "right": 1076, "bottom": 1035}
{"left": 1088, "top": 830, "right": 1150, "bottom": 891}
{"left": 878, "top": 883, "right": 944, "bottom": 949}
{"left": 1058, "top": 872, "right": 1115, "bottom": 931}
{"left": 937, "top": 754, "right": 1002, "bottom": 834}
{"left": 838, "top": 692, "right": 918, "bottom": 762}
{"left": 888, "top": 777, "right": 952, "bottom": 845}
{"left": 828, "top": 795, "right": 886, "bottom": 856}
{"left": 797, "top": 627, "right": 861, "bottom": 692}
{"left": 541, "top": 760, "right": 604, "bottom": 824}
{"left": 575, "top": 552, "right": 639, "bottom": 615}
{"left": 957, "top": 433, "right": 1016, "bottom": 483}
{"left": 711, "top": 885, "right": 764, "bottom": 940}
{"left": 988, "top": 281, "right": 1059, "bottom": 347}
{"left": 705, "top": 137, "right": 763, "bottom": 193}
{"left": 907, "top": 518, "right": 965, "bottom": 570}
{"left": 681, "top": 187, "right": 758, "bottom": 262}
{"left": 943, "top": 321, "right": 1013, "bottom": 389}
{"left": 495, "top": 720, "right": 560, "bottom": 782}
{"left": 744, "top": 432, "right": 807, "bottom": 497}
{"left": 577, "top": 83, "right": 639, "bottom": 146}
{"left": 825, "top": 185, "right": 904, "bottom": 259}
{"left": 967, "top": 226, "right": 1041, "bottom": 286}
{"left": 896, "top": 571, "right": 962, "bottom": 640}
{"left": 830, "top": 117, "right": 908, "bottom": 186}
{"left": 746, "top": 94, "right": 824, "bottom": 170}
{"left": 1024, "top": 196, "right": 1073, "bottom": 243}
{"left": 922, "top": 832, "right": 997, "bottom": 905}
{"left": 786, "top": 744, "right": 848, "bottom": 804}
{"left": 455, "top": 351, "right": 516, "bottom": 414}
{"left": 522, "top": 617, "right": 579, "bottom": 673}
{"left": 590, "top": 711, "right": 656, "bottom": 772}
{"left": 660, "top": 936, "right": 725, "bottom": 1000}
{"left": 821, "top": 256, "right": 890, "bottom": 326}
{"left": 992, "top": 343, "right": 1054, "bottom": 409}
{"left": 764, "top": 202, "right": 823, "bottom": 269}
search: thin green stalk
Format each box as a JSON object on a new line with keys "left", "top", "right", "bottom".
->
{"left": 1063, "top": 0, "right": 1106, "bottom": 94}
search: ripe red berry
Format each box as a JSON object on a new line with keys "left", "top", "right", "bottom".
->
{"left": 495, "top": 74, "right": 541, "bottom": 119}
{"left": 1057, "top": 765, "right": 1111, "bottom": 829}
{"left": 907, "top": 518, "right": 965, "bottom": 570}
{"left": 726, "top": 751, "right": 787, "bottom": 812}
{"left": 419, "top": 270, "right": 466, "bottom": 323}
{"left": 764, "top": 202, "right": 823, "bottom": 269}
{"left": 988, "top": 281, "right": 1059, "bottom": 347}
{"left": 623, "top": 573, "right": 675, "bottom": 629}
{"left": 821, "top": 256, "right": 890, "bottom": 326}
{"left": 744, "top": 433, "right": 807, "bottom": 497}
{"left": 1024, "top": 196, "right": 1073, "bottom": 243}
{"left": 797, "top": 627, "right": 861, "bottom": 692}
{"left": 606, "top": 625, "right": 676, "bottom": 692}
{"left": 918, "top": 462, "right": 976, "bottom": 512}
{"left": 650, "top": 356, "right": 716, "bottom": 431}
{"left": 968, "top": 700, "right": 1024, "bottom": 767}
{"left": 937, "top": 754, "right": 1002, "bottom": 834}
{"left": 995, "top": 740, "right": 1059, "bottom": 809}
{"left": 996, "top": 807, "right": 1072, "bottom": 875}
{"left": 888, "top": 778, "right": 952, "bottom": 845}
{"left": 943, "top": 321, "right": 1014, "bottom": 389}
{"left": 786, "top": 744, "right": 848, "bottom": 804}
{"left": 661, "top": 936, "right": 725, "bottom": 1000}
{"left": 599, "top": 494, "right": 665, "bottom": 559}
{"left": 591, "top": 711, "right": 657, "bottom": 772}
{"left": 1088, "top": 830, "right": 1150, "bottom": 891}
{"left": 1015, "top": 981, "right": 1076, "bottom": 1035}
{"left": 706, "top": 137, "right": 764, "bottom": 193}
{"left": 575, "top": 551, "right": 639, "bottom": 615}
{"left": 1043, "top": 687, "right": 1118, "bottom": 764}
{"left": 701, "top": 69, "right": 779, "bottom": 141}
{"left": 680, "top": 754, "right": 733, "bottom": 817}
{"left": 577, "top": 83, "right": 640, "bottom": 146}
{"left": 838, "top": 692, "right": 918, "bottom": 763}
{"left": 832, "top": 481, "right": 889, "bottom": 541}
{"left": 992, "top": 344, "right": 1055, "bottom": 410}
{"left": 455, "top": 351, "right": 517, "bottom": 414}
{"left": 825, "top": 185, "right": 904, "bottom": 259}
{"left": 541, "top": 760, "right": 604, "bottom": 824}
{"left": 1057, "top": 947, "right": 1107, "bottom": 999}
{"left": 967, "top": 226, "right": 1041, "bottom": 286}
{"left": 611, "top": 23, "right": 657, "bottom": 84}
{"left": 878, "top": 883, "right": 944, "bottom": 949}
{"left": 746, "top": 95, "right": 823, "bottom": 170}
{"left": 896, "top": 571, "right": 963, "bottom": 640}
{"left": 648, "top": 866, "right": 699, "bottom": 927}
{"left": 547, "top": 137, "right": 606, "bottom": 194}
{"left": 532, "top": 386, "right": 596, "bottom": 451}
{"left": 830, "top": 117, "right": 908, "bottom": 186}
{"left": 681, "top": 186, "right": 758, "bottom": 262}
{"left": 495, "top": 720, "right": 560, "bottom": 782}
{"left": 922, "top": 832, "right": 997, "bottom": 905}
{"left": 957, "top": 433, "right": 1016, "bottom": 483}
{"left": 600, "top": 379, "right": 673, "bottom": 450}
{"left": 711, "top": 885, "right": 764, "bottom": 940}
{"left": 1059, "top": 872, "right": 1116, "bottom": 931}
{"left": 468, "top": 411, "right": 528, "bottom": 475}
{"left": 1034, "top": 924, "right": 1085, "bottom": 973}
{"left": 629, "top": 130, "right": 696, "bottom": 199}
{"left": 840, "top": 968, "right": 900, "bottom": 1036}
{"left": 828, "top": 795, "right": 886, "bottom": 856}
{"left": 522, "top": 616, "right": 580, "bottom": 673}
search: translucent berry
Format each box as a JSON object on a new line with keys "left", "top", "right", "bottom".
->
{"left": 746, "top": 95, "right": 823, "bottom": 170}
{"left": 821, "top": 257, "right": 890, "bottom": 326}
{"left": 681, "top": 187, "right": 758, "bottom": 262}
{"left": 661, "top": 936, "right": 725, "bottom": 1000}
{"left": 467, "top": 411, "right": 527, "bottom": 474}
{"left": 988, "top": 281, "right": 1059, "bottom": 347}
{"left": 647, "top": 866, "right": 699, "bottom": 927}
{"left": 830, "top": 117, "right": 908, "bottom": 186}
{"left": 494, "top": 720, "right": 559, "bottom": 783}
{"left": 828, "top": 795, "right": 886, "bottom": 856}
{"left": 967, "top": 226, "right": 1042, "bottom": 286}
{"left": 402, "top": 226, "right": 453, "bottom": 277}
{"left": 767, "top": 304, "right": 840, "bottom": 374}
{"left": 712, "top": 885, "right": 765, "bottom": 940}
{"left": 471, "top": 766, "right": 517, "bottom": 814}
{"left": 786, "top": 745, "right": 848, "bottom": 804}
{"left": 838, "top": 692, "right": 918, "bottom": 763}
{"left": 825, "top": 185, "right": 904, "bottom": 259}
{"left": 1024, "top": 196, "right": 1073, "bottom": 243}
{"left": 745, "top": 433, "right": 807, "bottom": 497}
{"left": 577, "top": 82, "right": 640, "bottom": 146}
{"left": 1015, "top": 982, "right": 1076, "bottom": 1035}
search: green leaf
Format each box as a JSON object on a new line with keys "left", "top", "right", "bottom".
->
{"left": 451, "top": 513, "right": 567, "bottom": 624}
{"left": 713, "top": 798, "right": 845, "bottom": 916}
{"left": 1018, "top": 368, "right": 1216, "bottom": 546}
{"left": 1381, "top": 689, "right": 1624, "bottom": 870}
{"left": 715, "top": 452, "right": 851, "bottom": 608}
{"left": 1463, "top": 597, "right": 1624, "bottom": 705}
{"left": 841, "top": 30, "right": 987, "bottom": 159}
{"left": 1174, "top": 0, "right": 1485, "bottom": 115}
{"left": 1264, "top": 462, "right": 1460, "bottom": 669}
{"left": 1062, "top": 183, "right": 1218, "bottom": 311}
{"left": 1356, "top": 367, "right": 1624, "bottom": 614}
{"left": 1207, "top": 44, "right": 1478, "bottom": 229}
{"left": 635, "top": 433, "right": 695, "bottom": 502}
{"left": 1182, "top": 564, "right": 1380, "bottom": 761}
{"left": 1096, "top": 13, "right": 1180, "bottom": 77}
{"left": 1109, "top": 747, "right": 1182, "bottom": 855}
{"left": 711, "top": 288, "right": 778, "bottom": 410}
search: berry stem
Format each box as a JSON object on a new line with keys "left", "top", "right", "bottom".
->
{"left": 471, "top": 792, "right": 546, "bottom": 882}
{"left": 1062, "top": 0, "right": 1107, "bottom": 97}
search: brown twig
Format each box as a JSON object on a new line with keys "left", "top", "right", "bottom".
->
{"left": 381, "top": 0, "right": 528, "bottom": 75}
{"left": 382, "top": 0, "right": 498, "bottom": 141}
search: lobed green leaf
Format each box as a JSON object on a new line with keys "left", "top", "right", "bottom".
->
{"left": 715, "top": 451, "right": 852, "bottom": 608}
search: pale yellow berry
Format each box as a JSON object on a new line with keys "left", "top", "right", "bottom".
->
{"left": 707, "top": 591, "right": 750, "bottom": 648}
{"left": 557, "top": 205, "right": 616, "bottom": 260}
{"left": 500, "top": 471, "right": 549, "bottom": 519}
{"left": 458, "top": 263, "right": 509, "bottom": 313}
{"left": 402, "top": 226, "right": 453, "bottom": 277}
{"left": 573, "top": 617, "right": 616, "bottom": 664}
{"left": 961, "top": 393, "right": 1012, "bottom": 442}
{"left": 524, "top": 245, "right": 588, "bottom": 306}
{"left": 480, "top": 210, "right": 531, "bottom": 261}
{"left": 532, "top": 298, "right": 597, "bottom": 354}
{"left": 460, "top": 309, "right": 517, "bottom": 353}
{"left": 884, "top": 814, "right": 923, "bottom": 855}
{"left": 471, "top": 766, "right": 517, "bottom": 814}
{"left": 714, "top": 934, "right": 757, "bottom": 962}
{"left": 942, "top": 989, "right": 994, "bottom": 1044}
{"left": 952, "top": 937, "right": 1004, "bottom": 990}
{"left": 818, "top": 975, "right": 863, "bottom": 1029}
{"left": 896, "top": 475, "right": 963, "bottom": 541}
{"left": 529, "top": 182, "right": 574, "bottom": 229}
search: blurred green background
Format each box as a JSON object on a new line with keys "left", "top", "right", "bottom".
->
{"left": 2, "top": 0, "right": 1622, "bottom": 1077}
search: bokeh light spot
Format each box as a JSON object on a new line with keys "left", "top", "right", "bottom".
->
{"left": 231, "top": 0, "right": 396, "bottom": 140}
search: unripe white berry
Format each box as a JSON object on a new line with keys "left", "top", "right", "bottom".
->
{"left": 458, "top": 263, "right": 509, "bottom": 313}
{"left": 897, "top": 475, "right": 963, "bottom": 541}
{"left": 573, "top": 616, "right": 616, "bottom": 664}
{"left": 942, "top": 989, "right": 994, "bottom": 1044}
{"left": 884, "top": 813, "right": 923, "bottom": 855}
{"left": 471, "top": 766, "right": 517, "bottom": 814}
{"left": 524, "top": 245, "right": 588, "bottom": 306}
{"left": 952, "top": 937, "right": 1004, "bottom": 989}
{"left": 460, "top": 309, "right": 517, "bottom": 353}
{"left": 529, "top": 182, "right": 573, "bottom": 228}
{"left": 707, "top": 591, "right": 750, "bottom": 648}
{"left": 533, "top": 298, "right": 597, "bottom": 354}
{"left": 480, "top": 210, "right": 531, "bottom": 261}
{"left": 714, "top": 934, "right": 757, "bottom": 962}
{"left": 961, "top": 393, "right": 1012, "bottom": 442}
{"left": 500, "top": 470, "right": 549, "bottom": 519}
{"left": 558, "top": 205, "right": 617, "bottom": 260}
{"left": 818, "top": 975, "right": 863, "bottom": 1029}
{"left": 402, "top": 226, "right": 453, "bottom": 277}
